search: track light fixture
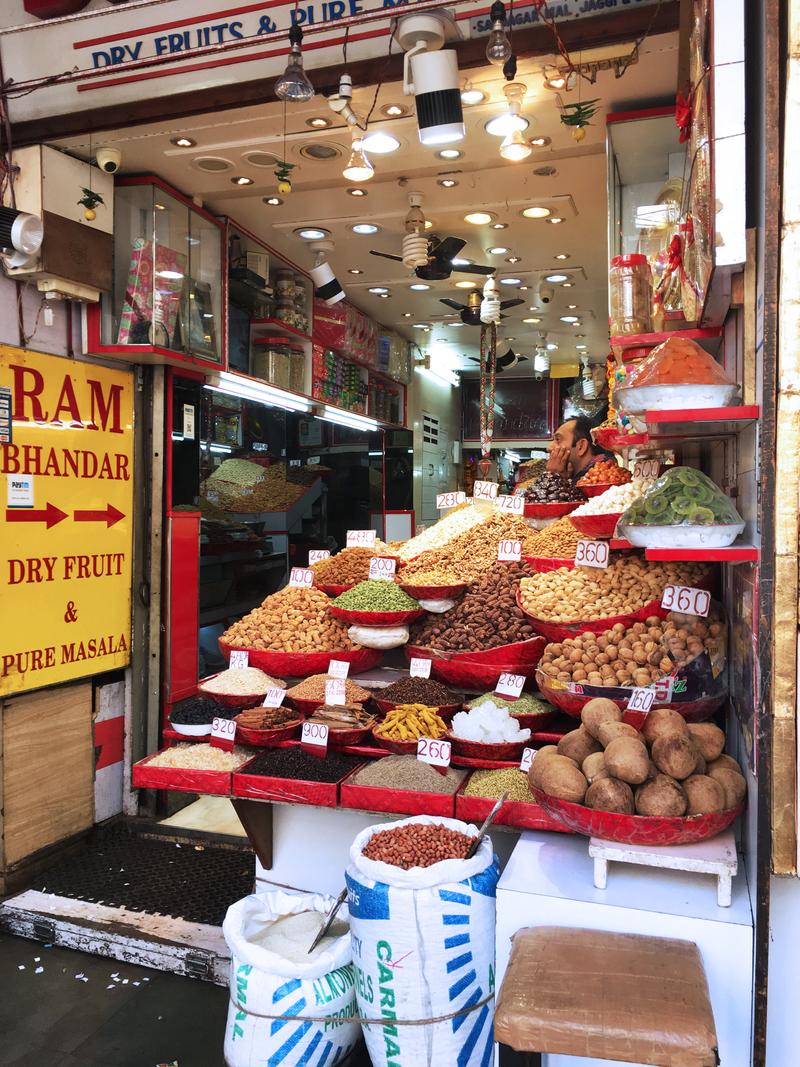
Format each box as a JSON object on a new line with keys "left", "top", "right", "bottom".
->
{"left": 398, "top": 12, "right": 465, "bottom": 146}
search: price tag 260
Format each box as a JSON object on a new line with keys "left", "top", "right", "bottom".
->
{"left": 325, "top": 678, "right": 347, "bottom": 705}
{"left": 262, "top": 688, "right": 285, "bottom": 708}
{"left": 496, "top": 494, "right": 524, "bottom": 516}
{"left": 289, "top": 567, "right": 314, "bottom": 588}
{"left": 497, "top": 539, "right": 522, "bottom": 562}
{"left": 575, "top": 540, "right": 609, "bottom": 569}
{"left": 627, "top": 687, "right": 656, "bottom": 714}
{"left": 410, "top": 657, "right": 432, "bottom": 679}
{"left": 369, "top": 556, "right": 397, "bottom": 581}
{"left": 519, "top": 747, "right": 535, "bottom": 773}
{"left": 417, "top": 736, "right": 451, "bottom": 768}
{"left": 309, "top": 550, "right": 330, "bottom": 566}
{"left": 661, "top": 584, "right": 711, "bottom": 617}
{"left": 210, "top": 716, "right": 236, "bottom": 751}
{"left": 437, "top": 491, "right": 466, "bottom": 509}
{"left": 229, "top": 650, "right": 249, "bottom": 669}
{"left": 301, "top": 720, "right": 329, "bottom": 757}
{"left": 496, "top": 672, "right": 525, "bottom": 700}
{"left": 347, "top": 529, "right": 377, "bottom": 548}
{"left": 473, "top": 480, "right": 499, "bottom": 502}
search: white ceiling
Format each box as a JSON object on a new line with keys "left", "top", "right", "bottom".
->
{"left": 53, "top": 30, "right": 678, "bottom": 373}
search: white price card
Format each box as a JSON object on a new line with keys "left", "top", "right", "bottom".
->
{"left": 182, "top": 403, "right": 195, "bottom": 440}
{"left": 496, "top": 672, "right": 525, "bottom": 700}
{"left": 627, "top": 687, "right": 656, "bottom": 714}
{"left": 328, "top": 659, "right": 350, "bottom": 679}
{"left": 309, "top": 550, "right": 330, "bottom": 566}
{"left": 210, "top": 716, "right": 236, "bottom": 750}
{"left": 496, "top": 494, "right": 525, "bottom": 516}
{"left": 660, "top": 584, "right": 711, "bottom": 617}
{"left": 325, "top": 678, "right": 347, "bottom": 705}
{"left": 301, "top": 720, "right": 329, "bottom": 754}
{"left": 307, "top": 456, "right": 321, "bottom": 466}
{"left": 497, "top": 539, "right": 522, "bottom": 562}
{"left": 575, "top": 540, "right": 610, "bottom": 568}
{"left": 229, "top": 650, "right": 249, "bottom": 669}
{"left": 519, "top": 747, "right": 535, "bottom": 773}
{"left": 347, "top": 529, "right": 377, "bottom": 548}
{"left": 436, "top": 491, "right": 466, "bottom": 509}
{"left": 289, "top": 458, "right": 301, "bottom": 468}
{"left": 473, "top": 480, "right": 499, "bottom": 502}
{"left": 262, "top": 688, "right": 286, "bottom": 708}
{"left": 410, "top": 657, "right": 432, "bottom": 679}
{"left": 634, "top": 459, "right": 660, "bottom": 480}
{"left": 369, "top": 556, "right": 397, "bottom": 581}
{"left": 417, "top": 736, "right": 451, "bottom": 768}
{"left": 289, "top": 566, "right": 314, "bottom": 588}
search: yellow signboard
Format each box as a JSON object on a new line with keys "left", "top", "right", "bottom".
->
{"left": 0, "top": 346, "right": 134, "bottom": 696}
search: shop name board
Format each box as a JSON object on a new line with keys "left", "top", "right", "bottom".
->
{"left": 469, "top": 0, "right": 660, "bottom": 36}
{"left": 0, "top": 347, "right": 133, "bottom": 696}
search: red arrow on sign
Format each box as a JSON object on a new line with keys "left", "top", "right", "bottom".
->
{"left": 6, "top": 503, "right": 67, "bottom": 529}
{"left": 74, "top": 504, "right": 125, "bottom": 528}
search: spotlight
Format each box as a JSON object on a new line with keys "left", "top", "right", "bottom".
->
{"left": 398, "top": 12, "right": 465, "bottom": 146}
{"left": 0, "top": 206, "right": 43, "bottom": 264}
{"left": 461, "top": 84, "right": 486, "bottom": 106}
{"left": 342, "top": 133, "right": 374, "bottom": 182}
{"left": 485, "top": 82, "right": 529, "bottom": 136}
{"left": 275, "top": 24, "right": 314, "bottom": 102}
{"left": 499, "top": 129, "right": 532, "bottom": 162}
{"left": 309, "top": 241, "right": 345, "bottom": 306}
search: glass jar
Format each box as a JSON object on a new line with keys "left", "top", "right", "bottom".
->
{"left": 609, "top": 254, "right": 652, "bottom": 336}
{"left": 287, "top": 342, "right": 306, "bottom": 393}
{"left": 252, "top": 336, "right": 291, "bottom": 389}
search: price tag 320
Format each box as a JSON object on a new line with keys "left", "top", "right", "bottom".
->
{"left": 369, "top": 556, "right": 397, "bottom": 581}
{"left": 210, "top": 716, "right": 236, "bottom": 751}
{"left": 229, "top": 650, "right": 249, "bottom": 669}
{"left": 661, "top": 584, "right": 711, "bottom": 617}
{"left": 496, "top": 672, "right": 525, "bottom": 700}
{"left": 627, "top": 687, "right": 656, "bottom": 714}
{"left": 262, "top": 688, "right": 285, "bottom": 708}
{"left": 417, "top": 737, "right": 451, "bottom": 768}
{"left": 410, "top": 657, "right": 432, "bottom": 679}
{"left": 347, "top": 529, "right": 377, "bottom": 548}
{"left": 301, "top": 720, "right": 329, "bottom": 756}
{"left": 473, "top": 480, "right": 499, "bottom": 502}
{"left": 436, "top": 491, "right": 466, "bottom": 509}
{"left": 497, "top": 539, "right": 522, "bottom": 562}
{"left": 309, "top": 550, "right": 330, "bottom": 566}
{"left": 519, "top": 747, "right": 535, "bottom": 773}
{"left": 575, "top": 540, "right": 609, "bottom": 569}
{"left": 325, "top": 677, "right": 347, "bottom": 705}
{"left": 289, "top": 567, "right": 314, "bottom": 588}
{"left": 496, "top": 494, "right": 524, "bottom": 516}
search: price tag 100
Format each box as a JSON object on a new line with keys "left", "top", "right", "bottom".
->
{"left": 496, "top": 494, "right": 524, "bottom": 516}
{"left": 309, "top": 550, "right": 330, "bottom": 566}
{"left": 410, "top": 657, "right": 432, "bottom": 679}
{"left": 289, "top": 566, "right": 314, "bottom": 588}
{"left": 328, "top": 659, "right": 350, "bottom": 679}
{"left": 519, "top": 747, "right": 535, "bottom": 773}
{"left": 229, "top": 650, "right": 249, "bottom": 670}
{"left": 496, "top": 672, "right": 525, "bottom": 700}
{"left": 437, "top": 491, "right": 466, "bottom": 510}
{"left": 473, "top": 480, "right": 499, "bottom": 502}
{"left": 497, "top": 539, "right": 522, "bottom": 562}
{"left": 661, "top": 584, "right": 711, "bottom": 618}
{"left": 347, "top": 529, "right": 377, "bottom": 548}
{"left": 634, "top": 459, "right": 660, "bottom": 480}
{"left": 262, "top": 688, "right": 286, "bottom": 708}
{"left": 325, "top": 678, "right": 347, "bottom": 705}
{"left": 301, "top": 721, "right": 329, "bottom": 756}
{"left": 369, "top": 556, "right": 397, "bottom": 581}
{"left": 210, "top": 716, "right": 236, "bottom": 751}
{"left": 417, "top": 737, "right": 451, "bottom": 768}
{"left": 575, "top": 540, "right": 609, "bottom": 569}
{"left": 627, "top": 687, "right": 656, "bottom": 714}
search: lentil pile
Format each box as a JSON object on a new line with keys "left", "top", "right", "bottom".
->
{"left": 285, "top": 675, "right": 372, "bottom": 704}
{"left": 463, "top": 768, "right": 535, "bottom": 803}
{"left": 377, "top": 677, "right": 454, "bottom": 705}
{"left": 169, "top": 695, "right": 233, "bottom": 725}
{"left": 362, "top": 823, "right": 474, "bottom": 868}
{"left": 222, "top": 586, "right": 358, "bottom": 653}
{"left": 199, "top": 667, "right": 285, "bottom": 696}
{"left": 412, "top": 561, "right": 536, "bottom": 653}
{"left": 311, "top": 547, "right": 379, "bottom": 586}
{"left": 332, "top": 581, "right": 420, "bottom": 612}
{"left": 243, "top": 748, "right": 363, "bottom": 782}
{"left": 350, "top": 755, "right": 465, "bottom": 794}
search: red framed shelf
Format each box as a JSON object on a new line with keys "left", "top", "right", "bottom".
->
{"left": 251, "top": 318, "right": 312, "bottom": 343}
{"left": 645, "top": 405, "right": 759, "bottom": 437}
{"left": 644, "top": 544, "right": 760, "bottom": 563}
{"left": 609, "top": 538, "right": 634, "bottom": 550}
{"left": 610, "top": 327, "right": 723, "bottom": 356}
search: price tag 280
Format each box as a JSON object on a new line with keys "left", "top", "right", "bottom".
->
{"left": 301, "top": 720, "right": 329, "bottom": 757}
{"left": 210, "top": 716, "right": 236, "bottom": 751}
{"left": 262, "top": 688, "right": 285, "bottom": 708}
{"left": 497, "top": 539, "right": 522, "bottom": 562}
{"left": 496, "top": 672, "right": 525, "bottom": 700}
{"left": 369, "top": 556, "right": 397, "bottom": 581}
{"left": 496, "top": 494, "right": 524, "bottom": 516}
{"left": 328, "top": 660, "right": 350, "bottom": 679}
{"left": 519, "top": 747, "right": 535, "bottom": 773}
{"left": 661, "top": 584, "right": 711, "bottom": 617}
{"left": 309, "top": 550, "right": 330, "bottom": 566}
{"left": 575, "top": 540, "right": 609, "bottom": 569}
{"left": 289, "top": 567, "right": 314, "bottom": 588}
{"left": 325, "top": 677, "right": 347, "bottom": 705}
{"left": 410, "top": 657, "right": 432, "bottom": 679}
{"left": 229, "top": 650, "right": 249, "bottom": 669}
{"left": 437, "top": 491, "right": 466, "bottom": 509}
{"left": 347, "top": 529, "right": 377, "bottom": 548}
{"left": 417, "top": 736, "right": 451, "bottom": 768}
{"left": 627, "top": 687, "right": 656, "bottom": 714}
{"left": 473, "top": 480, "right": 499, "bottom": 502}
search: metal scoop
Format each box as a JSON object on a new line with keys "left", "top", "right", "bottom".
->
{"left": 466, "top": 792, "right": 506, "bottom": 859}
{"left": 307, "top": 887, "right": 348, "bottom": 955}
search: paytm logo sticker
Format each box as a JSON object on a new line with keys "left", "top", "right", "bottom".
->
{"left": 7, "top": 473, "right": 33, "bottom": 508}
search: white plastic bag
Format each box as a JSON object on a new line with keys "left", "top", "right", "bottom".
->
{"left": 348, "top": 624, "right": 410, "bottom": 649}
{"left": 345, "top": 815, "right": 499, "bottom": 1067}
{"left": 223, "top": 890, "right": 360, "bottom": 1067}
{"left": 417, "top": 598, "right": 457, "bottom": 613}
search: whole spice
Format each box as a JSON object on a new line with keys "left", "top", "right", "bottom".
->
{"left": 222, "top": 586, "right": 358, "bottom": 653}
{"left": 170, "top": 696, "right": 234, "bottom": 725}
{"left": 235, "top": 707, "right": 299, "bottom": 730}
{"left": 199, "top": 667, "right": 285, "bottom": 696}
{"left": 523, "top": 472, "right": 585, "bottom": 504}
{"left": 361, "top": 823, "right": 474, "bottom": 868}
{"left": 374, "top": 704, "right": 448, "bottom": 742}
{"left": 464, "top": 768, "right": 535, "bottom": 803}
{"left": 377, "top": 677, "right": 454, "bottom": 706}
{"left": 308, "top": 704, "right": 376, "bottom": 729}
{"left": 332, "top": 581, "right": 420, "bottom": 612}
{"left": 311, "top": 547, "right": 380, "bottom": 585}
{"left": 242, "top": 748, "right": 362, "bottom": 783}
{"left": 351, "top": 755, "right": 465, "bottom": 794}
{"left": 285, "top": 675, "right": 372, "bottom": 704}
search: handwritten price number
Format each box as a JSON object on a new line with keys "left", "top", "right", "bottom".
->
{"left": 473, "top": 480, "right": 499, "bottom": 501}
{"left": 437, "top": 491, "right": 466, "bottom": 509}
{"left": 575, "top": 540, "right": 609, "bottom": 569}
{"left": 347, "top": 529, "right": 377, "bottom": 548}
{"left": 262, "top": 688, "right": 285, "bottom": 708}
{"left": 328, "top": 659, "right": 350, "bottom": 679}
{"left": 497, "top": 494, "right": 524, "bottom": 516}
{"left": 309, "top": 550, "right": 330, "bottom": 565}
{"left": 496, "top": 672, "right": 525, "bottom": 700}
{"left": 497, "top": 539, "right": 522, "bottom": 562}
{"left": 417, "top": 737, "right": 451, "bottom": 768}
{"left": 410, "top": 657, "right": 432, "bottom": 679}
{"left": 229, "top": 650, "right": 249, "bottom": 669}
{"left": 289, "top": 567, "right": 314, "bottom": 588}
{"left": 634, "top": 459, "right": 660, "bottom": 480}
{"left": 661, "top": 584, "right": 711, "bottom": 618}
{"left": 627, "top": 687, "right": 656, "bottom": 714}
{"left": 301, "top": 721, "right": 329, "bottom": 749}
{"left": 325, "top": 678, "right": 347, "bottom": 705}
{"left": 369, "top": 556, "right": 397, "bottom": 581}
{"left": 210, "top": 717, "right": 236, "bottom": 750}
{"left": 519, "top": 748, "right": 535, "bottom": 773}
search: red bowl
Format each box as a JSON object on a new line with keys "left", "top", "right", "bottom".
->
{"left": 370, "top": 728, "right": 429, "bottom": 754}
{"left": 233, "top": 717, "right": 303, "bottom": 747}
{"left": 568, "top": 512, "right": 623, "bottom": 539}
{"left": 319, "top": 724, "right": 375, "bottom": 748}
{"left": 329, "top": 606, "right": 424, "bottom": 626}
{"left": 446, "top": 731, "right": 528, "bottom": 762}
{"left": 531, "top": 787, "right": 744, "bottom": 846}
{"left": 592, "top": 427, "right": 649, "bottom": 450}
{"left": 399, "top": 582, "right": 468, "bottom": 600}
{"left": 516, "top": 593, "right": 668, "bottom": 642}
{"left": 375, "top": 699, "right": 461, "bottom": 721}
{"left": 315, "top": 582, "right": 354, "bottom": 596}
{"left": 577, "top": 482, "right": 630, "bottom": 498}
{"left": 404, "top": 639, "right": 546, "bottom": 690}
{"left": 196, "top": 671, "right": 285, "bottom": 710}
{"left": 507, "top": 709, "right": 559, "bottom": 731}
{"left": 523, "top": 501, "right": 582, "bottom": 519}
{"left": 523, "top": 555, "right": 575, "bottom": 573}
{"left": 218, "top": 641, "right": 383, "bottom": 678}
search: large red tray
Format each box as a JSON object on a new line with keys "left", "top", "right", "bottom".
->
{"left": 370, "top": 728, "right": 433, "bottom": 754}
{"left": 403, "top": 655, "right": 544, "bottom": 692}
{"left": 523, "top": 555, "right": 575, "bottom": 573}
{"left": 399, "top": 582, "right": 467, "bottom": 600}
{"left": 446, "top": 731, "right": 528, "bottom": 762}
{"left": 197, "top": 671, "right": 285, "bottom": 709}
{"left": 568, "top": 512, "right": 623, "bottom": 539}
{"left": 516, "top": 594, "right": 667, "bottom": 642}
{"left": 329, "top": 606, "right": 424, "bottom": 626}
{"left": 340, "top": 774, "right": 459, "bottom": 818}
{"left": 233, "top": 717, "right": 303, "bottom": 747}
{"left": 577, "top": 482, "right": 630, "bottom": 498}
{"left": 218, "top": 641, "right": 383, "bottom": 678}
{"left": 375, "top": 699, "right": 461, "bottom": 721}
{"left": 455, "top": 787, "right": 571, "bottom": 833}
{"left": 523, "top": 501, "right": 582, "bottom": 519}
{"left": 315, "top": 582, "right": 354, "bottom": 596}
{"left": 531, "top": 787, "right": 744, "bottom": 846}
{"left": 132, "top": 752, "right": 237, "bottom": 795}
{"left": 232, "top": 763, "right": 362, "bottom": 807}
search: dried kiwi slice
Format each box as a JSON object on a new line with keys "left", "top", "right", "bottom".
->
{"left": 675, "top": 468, "right": 705, "bottom": 488}
{"left": 686, "top": 505, "right": 715, "bottom": 524}
{"left": 644, "top": 495, "right": 671, "bottom": 518}
{"left": 672, "top": 496, "right": 697, "bottom": 517}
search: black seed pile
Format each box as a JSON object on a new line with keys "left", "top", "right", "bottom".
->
{"left": 378, "top": 677, "right": 454, "bottom": 705}
{"left": 169, "top": 695, "right": 235, "bottom": 725}
{"left": 242, "top": 747, "right": 363, "bottom": 782}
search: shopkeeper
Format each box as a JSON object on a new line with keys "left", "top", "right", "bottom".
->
{"left": 547, "top": 416, "right": 610, "bottom": 484}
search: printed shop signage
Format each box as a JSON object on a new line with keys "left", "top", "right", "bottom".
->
{"left": 0, "top": 347, "right": 134, "bottom": 696}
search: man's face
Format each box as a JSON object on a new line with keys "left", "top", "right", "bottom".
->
{"left": 548, "top": 420, "right": 590, "bottom": 472}
{"left": 549, "top": 420, "right": 575, "bottom": 457}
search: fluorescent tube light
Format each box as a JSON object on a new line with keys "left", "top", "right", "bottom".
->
{"left": 321, "top": 406, "right": 380, "bottom": 431}
{"left": 205, "top": 372, "right": 311, "bottom": 413}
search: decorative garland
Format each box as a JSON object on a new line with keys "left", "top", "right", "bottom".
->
{"left": 478, "top": 322, "right": 498, "bottom": 461}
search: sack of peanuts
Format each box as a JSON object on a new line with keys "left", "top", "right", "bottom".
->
{"left": 345, "top": 815, "right": 499, "bottom": 1067}
{"left": 223, "top": 890, "right": 360, "bottom": 1067}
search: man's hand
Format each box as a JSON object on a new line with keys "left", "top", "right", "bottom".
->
{"left": 546, "top": 446, "right": 570, "bottom": 474}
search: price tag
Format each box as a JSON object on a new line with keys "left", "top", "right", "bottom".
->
{"left": 660, "top": 584, "right": 711, "bottom": 617}
{"left": 496, "top": 494, "right": 525, "bottom": 516}
{"left": 289, "top": 458, "right": 301, "bottom": 467}
{"left": 651, "top": 677, "right": 674, "bottom": 703}
{"left": 575, "top": 540, "right": 610, "bottom": 569}
{"left": 347, "top": 529, "right": 377, "bottom": 548}
{"left": 497, "top": 539, "right": 522, "bottom": 562}
{"left": 519, "top": 747, "right": 535, "bottom": 773}
{"left": 210, "top": 716, "right": 236, "bottom": 751}
{"left": 307, "top": 456, "right": 321, "bottom": 466}
{"left": 496, "top": 672, "right": 525, "bottom": 700}
{"left": 627, "top": 687, "right": 656, "bottom": 714}
{"left": 369, "top": 556, "right": 397, "bottom": 581}
{"left": 229, "top": 650, "right": 249, "bottom": 669}
{"left": 417, "top": 737, "right": 451, "bottom": 768}
{"left": 436, "top": 491, "right": 466, "bottom": 509}
{"left": 328, "top": 659, "right": 350, "bottom": 679}
{"left": 473, "top": 480, "right": 499, "bottom": 502}
{"left": 309, "top": 549, "right": 330, "bottom": 566}
{"left": 289, "top": 566, "right": 314, "bottom": 588}
{"left": 301, "top": 720, "right": 329, "bottom": 756}
{"left": 262, "top": 688, "right": 285, "bottom": 708}
{"left": 634, "top": 459, "right": 660, "bottom": 480}
{"left": 325, "top": 677, "right": 347, "bottom": 705}
{"left": 410, "top": 657, "right": 432, "bottom": 679}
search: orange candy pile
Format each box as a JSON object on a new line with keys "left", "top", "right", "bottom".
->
{"left": 578, "top": 460, "right": 632, "bottom": 487}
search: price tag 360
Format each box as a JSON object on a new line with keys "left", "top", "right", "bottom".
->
{"left": 497, "top": 539, "right": 522, "bottom": 562}
{"left": 496, "top": 494, "right": 524, "bottom": 516}
{"left": 309, "top": 550, "right": 330, "bottom": 566}
{"left": 496, "top": 672, "right": 525, "bottom": 700}
{"left": 301, "top": 720, "right": 329, "bottom": 757}
{"left": 410, "top": 657, "right": 432, "bottom": 679}
{"left": 369, "top": 556, "right": 397, "bottom": 581}
{"left": 417, "top": 736, "right": 451, "bottom": 768}
{"left": 627, "top": 687, "right": 656, "bottom": 714}
{"left": 347, "top": 529, "right": 377, "bottom": 548}
{"left": 661, "top": 584, "right": 711, "bottom": 617}
{"left": 210, "top": 716, "right": 236, "bottom": 751}
{"left": 575, "top": 540, "right": 609, "bottom": 569}
{"left": 262, "top": 688, "right": 285, "bottom": 708}
{"left": 289, "top": 567, "right": 314, "bottom": 588}
{"left": 229, "top": 650, "right": 249, "bottom": 669}
{"left": 325, "top": 677, "right": 347, "bottom": 705}
{"left": 519, "top": 747, "right": 535, "bottom": 773}
{"left": 473, "top": 480, "right": 499, "bottom": 502}
{"left": 328, "top": 660, "right": 350, "bottom": 679}
{"left": 436, "top": 491, "right": 466, "bottom": 509}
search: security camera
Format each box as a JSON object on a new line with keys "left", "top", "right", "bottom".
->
{"left": 96, "top": 147, "right": 122, "bottom": 174}
{"left": 537, "top": 280, "right": 555, "bottom": 305}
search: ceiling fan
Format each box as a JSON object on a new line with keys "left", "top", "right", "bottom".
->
{"left": 440, "top": 289, "right": 524, "bottom": 325}
{"left": 468, "top": 347, "right": 529, "bottom": 373}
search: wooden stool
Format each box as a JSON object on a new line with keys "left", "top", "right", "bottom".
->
{"left": 494, "top": 927, "right": 719, "bottom": 1066}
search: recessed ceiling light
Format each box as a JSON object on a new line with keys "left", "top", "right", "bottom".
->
{"left": 547, "top": 216, "right": 565, "bottom": 224}
{"left": 402, "top": 312, "right": 413, "bottom": 318}
{"left": 545, "top": 273, "right": 569, "bottom": 283}
{"left": 362, "top": 131, "right": 400, "bottom": 154}
{"left": 382, "top": 104, "right": 407, "bottom": 117}
{"left": 348, "top": 268, "right": 363, "bottom": 275}
{"left": 378, "top": 293, "right": 390, "bottom": 299}
{"left": 555, "top": 253, "right": 569, "bottom": 260}
{"left": 413, "top": 323, "right": 430, "bottom": 329}
{"left": 410, "top": 283, "right": 431, "bottom": 291}
{"left": 523, "top": 317, "right": 541, "bottom": 324}
{"left": 488, "top": 246, "right": 509, "bottom": 255}
{"left": 263, "top": 196, "right": 283, "bottom": 206}
{"left": 499, "top": 277, "right": 521, "bottom": 286}
{"left": 521, "top": 206, "right": 551, "bottom": 219}
{"left": 567, "top": 304, "right": 578, "bottom": 309}
{"left": 530, "top": 136, "right": 551, "bottom": 147}
{"left": 461, "top": 87, "right": 486, "bottom": 106}
{"left": 506, "top": 255, "right": 521, "bottom": 264}
{"left": 296, "top": 227, "right": 330, "bottom": 240}
{"left": 464, "top": 211, "right": 495, "bottom": 225}
{"left": 519, "top": 285, "right": 529, "bottom": 291}
{"left": 347, "top": 187, "right": 368, "bottom": 197}
{"left": 560, "top": 315, "right": 579, "bottom": 323}
{"left": 562, "top": 281, "right": 574, "bottom": 287}
{"left": 456, "top": 280, "right": 477, "bottom": 288}
{"left": 306, "top": 116, "right": 332, "bottom": 128}
{"left": 505, "top": 337, "right": 516, "bottom": 342}
{"left": 485, "top": 115, "right": 530, "bottom": 137}
{"left": 438, "top": 178, "right": 458, "bottom": 188}
{"left": 300, "top": 143, "right": 343, "bottom": 161}
{"left": 352, "top": 223, "right": 379, "bottom": 234}
{"left": 546, "top": 343, "right": 558, "bottom": 351}
{"left": 437, "top": 148, "right": 462, "bottom": 160}
{"left": 170, "top": 136, "right": 196, "bottom": 148}
{"left": 369, "top": 286, "right": 390, "bottom": 294}
{"left": 576, "top": 344, "right": 588, "bottom": 350}
{"left": 154, "top": 203, "right": 166, "bottom": 211}
{"left": 193, "top": 156, "right": 233, "bottom": 172}
{"left": 231, "top": 175, "right": 254, "bottom": 185}
{"left": 534, "top": 166, "right": 557, "bottom": 177}
{"left": 491, "top": 222, "right": 508, "bottom": 230}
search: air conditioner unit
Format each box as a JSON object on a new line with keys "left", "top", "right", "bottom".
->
{"left": 1, "top": 144, "right": 114, "bottom": 302}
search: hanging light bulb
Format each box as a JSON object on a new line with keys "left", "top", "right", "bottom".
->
{"left": 581, "top": 354, "right": 597, "bottom": 398}
{"left": 480, "top": 276, "right": 501, "bottom": 324}
{"left": 499, "top": 128, "right": 532, "bottom": 162}
{"left": 485, "top": 82, "right": 529, "bottom": 137}
{"left": 533, "top": 345, "right": 550, "bottom": 375}
{"left": 342, "top": 133, "right": 374, "bottom": 182}
{"left": 275, "top": 24, "right": 314, "bottom": 102}
{"left": 485, "top": 0, "right": 512, "bottom": 66}
{"left": 402, "top": 192, "right": 430, "bottom": 269}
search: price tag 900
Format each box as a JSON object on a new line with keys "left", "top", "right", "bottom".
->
{"left": 496, "top": 494, "right": 524, "bottom": 516}
{"left": 661, "top": 584, "right": 711, "bottom": 617}
{"left": 410, "top": 657, "right": 432, "bottom": 679}
{"left": 325, "top": 677, "right": 347, "bottom": 705}
{"left": 262, "top": 688, "right": 285, "bottom": 708}
{"left": 634, "top": 459, "right": 660, "bottom": 480}
{"left": 229, "top": 650, "right": 249, "bottom": 669}
{"left": 417, "top": 737, "right": 451, "bottom": 768}
{"left": 519, "top": 747, "right": 535, "bottom": 773}
{"left": 210, "top": 716, "right": 236, "bottom": 750}
{"left": 347, "top": 529, "right": 377, "bottom": 548}
{"left": 627, "top": 687, "right": 656, "bottom": 714}
{"left": 309, "top": 549, "right": 330, "bottom": 566}
{"left": 289, "top": 567, "right": 314, "bottom": 588}
{"left": 497, "top": 539, "right": 522, "bottom": 562}
{"left": 301, "top": 721, "right": 329, "bottom": 753}
{"left": 473, "top": 480, "right": 499, "bottom": 502}
{"left": 437, "top": 491, "right": 466, "bottom": 509}
{"left": 369, "top": 556, "right": 397, "bottom": 581}
{"left": 496, "top": 672, "right": 525, "bottom": 700}
{"left": 575, "top": 540, "right": 609, "bottom": 569}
